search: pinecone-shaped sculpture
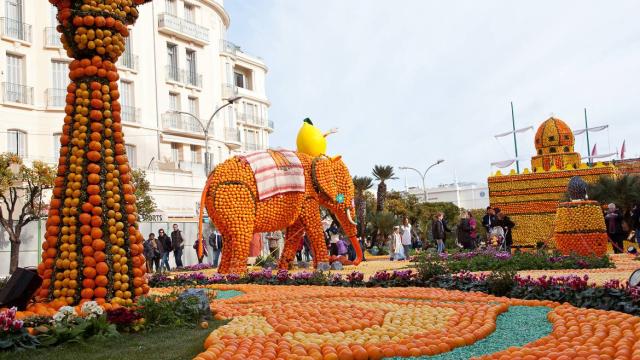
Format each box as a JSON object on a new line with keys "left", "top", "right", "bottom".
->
{"left": 554, "top": 177, "right": 608, "bottom": 256}
{"left": 37, "top": 0, "right": 152, "bottom": 307}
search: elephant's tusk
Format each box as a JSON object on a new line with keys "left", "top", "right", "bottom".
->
{"left": 345, "top": 208, "right": 357, "bottom": 225}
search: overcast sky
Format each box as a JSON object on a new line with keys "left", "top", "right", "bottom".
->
{"left": 224, "top": 0, "right": 640, "bottom": 191}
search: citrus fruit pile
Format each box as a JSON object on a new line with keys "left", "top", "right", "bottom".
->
{"left": 193, "top": 284, "right": 640, "bottom": 360}
{"left": 37, "top": 0, "right": 152, "bottom": 307}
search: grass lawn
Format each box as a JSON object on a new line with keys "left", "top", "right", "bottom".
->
{"left": 0, "top": 319, "right": 226, "bottom": 360}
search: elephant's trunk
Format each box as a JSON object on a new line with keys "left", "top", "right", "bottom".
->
{"left": 349, "top": 235, "right": 363, "bottom": 265}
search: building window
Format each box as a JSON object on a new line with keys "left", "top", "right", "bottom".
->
{"left": 185, "top": 49, "right": 197, "bottom": 85}
{"left": 184, "top": 3, "right": 195, "bottom": 22}
{"left": 167, "top": 43, "right": 178, "bottom": 80}
{"left": 7, "top": 129, "right": 26, "bottom": 157}
{"left": 170, "top": 143, "right": 181, "bottom": 163}
{"left": 549, "top": 147, "right": 557, "bottom": 153}
{"left": 537, "top": 149, "right": 542, "bottom": 155}
{"left": 125, "top": 144, "right": 137, "bottom": 168}
{"left": 188, "top": 96, "right": 199, "bottom": 116}
{"left": 119, "top": 80, "right": 135, "bottom": 122}
{"left": 5, "top": 53, "right": 26, "bottom": 103}
{"left": 121, "top": 32, "right": 134, "bottom": 69}
{"left": 563, "top": 146, "right": 570, "bottom": 153}
{"left": 5, "top": 0, "right": 25, "bottom": 39}
{"left": 165, "top": 0, "right": 177, "bottom": 15}
{"left": 169, "top": 92, "right": 180, "bottom": 110}
{"left": 51, "top": 61, "right": 67, "bottom": 90}
{"left": 227, "top": 106, "right": 234, "bottom": 128}
{"left": 53, "top": 133, "right": 61, "bottom": 162}
{"left": 234, "top": 72, "right": 245, "bottom": 88}
{"left": 190, "top": 145, "right": 201, "bottom": 163}
{"left": 548, "top": 136, "right": 555, "bottom": 141}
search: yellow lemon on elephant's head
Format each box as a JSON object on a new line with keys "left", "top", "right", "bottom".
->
{"left": 296, "top": 118, "right": 326, "bottom": 157}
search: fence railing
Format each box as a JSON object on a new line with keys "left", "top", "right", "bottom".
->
{"left": 46, "top": 88, "right": 66, "bottom": 108}
{"left": 220, "top": 39, "right": 240, "bottom": 55}
{"left": 120, "top": 53, "right": 139, "bottom": 71}
{"left": 121, "top": 105, "right": 141, "bottom": 124}
{"left": 2, "top": 82, "right": 34, "bottom": 105}
{"left": 165, "top": 65, "right": 202, "bottom": 87}
{"left": 0, "top": 18, "right": 32, "bottom": 42}
{"left": 158, "top": 13, "right": 209, "bottom": 43}
{"left": 224, "top": 127, "right": 240, "bottom": 143}
{"left": 243, "top": 142, "right": 262, "bottom": 152}
{"left": 44, "top": 27, "right": 61, "bottom": 47}
{"left": 238, "top": 112, "right": 265, "bottom": 126}
{"left": 162, "top": 112, "right": 202, "bottom": 133}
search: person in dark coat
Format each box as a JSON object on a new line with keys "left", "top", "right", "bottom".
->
{"left": 171, "top": 223, "right": 185, "bottom": 268}
{"left": 193, "top": 236, "right": 209, "bottom": 264}
{"left": 605, "top": 203, "right": 625, "bottom": 253}
{"left": 431, "top": 212, "right": 446, "bottom": 253}
{"left": 482, "top": 207, "right": 496, "bottom": 234}
{"left": 157, "top": 228, "right": 172, "bottom": 271}
{"left": 494, "top": 210, "right": 515, "bottom": 252}
{"left": 144, "top": 233, "right": 160, "bottom": 273}
{"left": 458, "top": 212, "right": 475, "bottom": 250}
{"left": 208, "top": 229, "right": 223, "bottom": 268}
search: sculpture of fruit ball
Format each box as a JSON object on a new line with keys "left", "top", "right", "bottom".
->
{"left": 37, "top": 0, "right": 152, "bottom": 307}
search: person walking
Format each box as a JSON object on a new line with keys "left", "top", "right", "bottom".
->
{"left": 495, "top": 209, "right": 515, "bottom": 252}
{"left": 170, "top": 224, "right": 185, "bottom": 268}
{"left": 193, "top": 235, "right": 209, "bottom": 264}
{"left": 157, "top": 228, "right": 172, "bottom": 271}
{"left": 400, "top": 217, "right": 413, "bottom": 260}
{"left": 431, "top": 213, "right": 446, "bottom": 254}
{"left": 605, "top": 203, "right": 625, "bottom": 253}
{"left": 328, "top": 222, "right": 340, "bottom": 256}
{"left": 267, "top": 231, "right": 282, "bottom": 259}
{"left": 458, "top": 212, "right": 474, "bottom": 250}
{"left": 144, "top": 233, "right": 160, "bottom": 273}
{"left": 390, "top": 226, "right": 405, "bottom": 260}
{"left": 208, "top": 229, "right": 223, "bottom": 268}
{"left": 468, "top": 211, "right": 478, "bottom": 247}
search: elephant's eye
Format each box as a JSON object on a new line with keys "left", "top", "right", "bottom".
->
{"left": 336, "top": 194, "right": 345, "bottom": 204}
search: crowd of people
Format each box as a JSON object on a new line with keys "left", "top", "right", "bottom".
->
{"left": 142, "top": 224, "right": 186, "bottom": 273}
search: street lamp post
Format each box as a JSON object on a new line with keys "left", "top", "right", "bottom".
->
{"left": 399, "top": 159, "right": 445, "bottom": 203}
{"left": 173, "top": 96, "right": 242, "bottom": 175}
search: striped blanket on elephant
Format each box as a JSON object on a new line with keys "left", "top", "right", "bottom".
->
{"left": 240, "top": 149, "right": 305, "bottom": 200}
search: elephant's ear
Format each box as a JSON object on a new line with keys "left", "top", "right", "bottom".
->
{"left": 312, "top": 157, "right": 338, "bottom": 202}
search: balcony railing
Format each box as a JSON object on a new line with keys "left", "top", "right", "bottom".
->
{"left": 224, "top": 127, "right": 240, "bottom": 143}
{"left": 165, "top": 65, "right": 202, "bottom": 87}
{"left": 121, "top": 105, "right": 141, "bottom": 124}
{"left": 220, "top": 40, "right": 240, "bottom": 56}
{"left": 2, "top": 82, "right": 34, "bottom": 105}
{"left": 221, "top": 83, "right": 238, "bottom": 99}
{"left": 238, "top": 112, "right": 265, "bottom": 127}
{"left": 162, "top": 112, "right": 202, "bottom": 133}
{"left": 0, "top": 18, "right": 32, "bottom": 43}
{"left": 158, "top": 13, "right": 209, "bottom": 44}
{"left": 44, "top": 27, "right": 61, "bottom": 47}
{"left": 243, "top": 142, "right": 262, "bottom": 152}
{"left": 46, "top": 88, "right": 66, "bottom": 108}
{"left": 120, "top": 53, "right": 139, "bottom": 71}
{"left": 178, "top": 161, "right": 205, "bottom": 176}
{"left": 268, "top": 120, "right": 274, "bottom": 129}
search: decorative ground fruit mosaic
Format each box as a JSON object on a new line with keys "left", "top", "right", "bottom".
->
{"left": 193, "top": 285, "right": 640, "bottom": 360}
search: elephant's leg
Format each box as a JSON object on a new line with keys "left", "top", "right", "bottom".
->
{"left": 212, "top": 184, "right": 256, "bottom": 274}
{"left": 300, "top": 199, "right": 330, "bottom": 271}
{"left": 278, "top": 219, "right": 304, "bottom": 270}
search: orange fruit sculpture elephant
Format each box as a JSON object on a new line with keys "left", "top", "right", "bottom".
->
{"left": 197, "top": 151, "right": 362, "bottom": 274}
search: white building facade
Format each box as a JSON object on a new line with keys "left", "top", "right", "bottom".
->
{"left": 0, "top": 0, "right": 273, "bottom": 220}
{"left": 404, "top": 182, "right": 490, "bottom": 210}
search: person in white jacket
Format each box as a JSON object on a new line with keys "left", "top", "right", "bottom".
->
{"left": 390, "top": 226, "right": 405, "bottom": 261}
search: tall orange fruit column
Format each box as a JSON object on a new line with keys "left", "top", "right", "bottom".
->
{"left": 36, "top": 0, "right": 152, "bottom": 307}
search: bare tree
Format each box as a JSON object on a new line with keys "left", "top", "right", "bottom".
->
{"left": 0, "top": 154, "right": 55, "bottom": 274}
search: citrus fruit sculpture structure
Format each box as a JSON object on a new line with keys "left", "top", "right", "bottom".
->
{"left": 488, "top": 117, "right": 617, "bottom": 248}
{"left": 554, "top": 176, "right": 608, "bottom": 256}
{"left": 36, "top": 0, "right": 152, "bottom": 306}
{"left": 198, "top": 151, "right": 362, "bottom": 274}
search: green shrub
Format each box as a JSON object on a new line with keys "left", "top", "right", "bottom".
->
{"left": 486, "top": 269, "right": 517, "bottom": 297}
{"left": 135, "top": 294, "right": 207, "bottom": 328}
{"left": 415, "top": 253, "right": 449, "bottom": 283}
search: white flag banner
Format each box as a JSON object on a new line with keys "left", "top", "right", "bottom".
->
{"left": 573, "top": 125, "right": 608, "bottom": 135}
{"left": 581, "top": 152, "right": 617, "bottom": 160}
{"left": 490, "top": 159, "right": 517, "bottom": 168}
{"left": 494, "top": 126, "right": 534, "bottom": 138}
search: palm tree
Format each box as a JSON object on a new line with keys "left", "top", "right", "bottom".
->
{"left": 588, "top": 175, "right": 640, "bottom": 216}
{"left": 374, "top": 211, "right": 396, "bottom": 247}
{"left": 372, "top": 165, "right": 397, "bottom": 212}
{"left": 353, "top": 176, "right": 374, "bottom": 240}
